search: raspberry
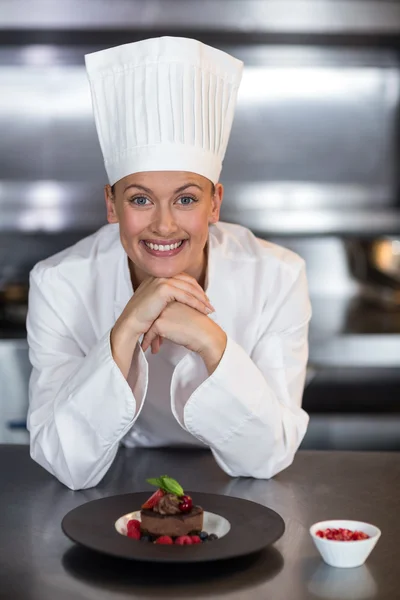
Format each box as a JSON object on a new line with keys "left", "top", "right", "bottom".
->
{"left": 175, "top": 535, "right": 193, "bottom": 545}
{"left": 127, "top": 527, "right": 141, "bottom": 540}
{"left": 127, "top": 519, "right": 141, "bottom": 532}
{"left": 191, "top": 535, "right": 202, "bottom": 544}
{"left": 155, "top": 536, "right": 173, "bottom": 545}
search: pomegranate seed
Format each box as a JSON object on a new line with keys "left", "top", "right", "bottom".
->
{"left": 316, "top": 527, "right": 370, "bottom": 541}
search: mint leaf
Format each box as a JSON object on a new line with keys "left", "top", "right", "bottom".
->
{"left": 146, "top": 477, "right": 163, "bottom": 488}
{"left": 146, "top": 475, "right": 184, "bottom": 496}
{"left": 159, "top": 475, "right": 184, "bottom": 496}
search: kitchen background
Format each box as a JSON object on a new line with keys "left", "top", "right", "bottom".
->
{"left": 1, "top": 0, "right": 400, "bottom": 449}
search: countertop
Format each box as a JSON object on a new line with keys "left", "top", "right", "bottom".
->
{"left": 0, "top": 446, "right": 399, "bottom": 600}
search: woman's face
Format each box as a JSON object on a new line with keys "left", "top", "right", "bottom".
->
{"left": 105, "top": 171, "right": 223, "bottom": 285}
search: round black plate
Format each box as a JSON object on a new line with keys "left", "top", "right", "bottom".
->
{"left": 62, "top": 492, "right": 285, "bottom": 564}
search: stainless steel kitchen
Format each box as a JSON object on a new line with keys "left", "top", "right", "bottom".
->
{"left": 0, "top": 2, "right": 400, "bottom": 599}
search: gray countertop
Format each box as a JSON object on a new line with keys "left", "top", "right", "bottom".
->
{"left": 0, "top": 446, "right": 399, "bottom": 600}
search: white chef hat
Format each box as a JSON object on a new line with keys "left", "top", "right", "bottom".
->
{"left": 85, "top": 37, "right": 243, "bottom": 186}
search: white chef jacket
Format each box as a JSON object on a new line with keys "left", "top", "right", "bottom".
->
{"left": 27, "top": 221, "right": 312, "bottom": 490}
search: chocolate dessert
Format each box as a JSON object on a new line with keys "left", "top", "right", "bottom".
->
{"left": 141, "top": 505, "right": 204, "bottom": 537}
{"left": 140, "top": 475, "right": 204, "bottom": 538}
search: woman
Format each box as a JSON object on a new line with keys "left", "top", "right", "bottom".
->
{"left": 27, "top": 37, "right": 312, "bottom": 490}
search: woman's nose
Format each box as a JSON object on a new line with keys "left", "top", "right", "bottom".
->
{"left": 151, "top": 207, "right": 178, "bottom": 236}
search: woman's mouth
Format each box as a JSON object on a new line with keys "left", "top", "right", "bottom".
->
{"left": 141, "top": 239, "right": 187, "bottom": 257}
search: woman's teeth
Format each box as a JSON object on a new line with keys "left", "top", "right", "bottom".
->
{"left": 144, "top": 240, "right": 184, "bottom": 251}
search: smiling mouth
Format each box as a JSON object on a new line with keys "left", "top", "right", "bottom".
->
{"left": 140, "top": 239, "right": 188, "bottom": 257}
{"left": 143, "top": 240, "right": 184, "bottom": 252}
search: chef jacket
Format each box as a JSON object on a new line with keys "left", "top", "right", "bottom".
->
{"left": 27, "top": 221, "right": 312, "bottom": 490}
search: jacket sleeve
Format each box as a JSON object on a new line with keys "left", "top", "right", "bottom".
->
{"left": 26, "top": 267, "right": 148, "bottom": 490}
{"left": 170, "top": 261, "right": 312, "bottom": 479}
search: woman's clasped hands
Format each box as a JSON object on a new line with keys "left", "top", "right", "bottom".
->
{"left": 111, "top": 273, "right": 227, "bottom": 377}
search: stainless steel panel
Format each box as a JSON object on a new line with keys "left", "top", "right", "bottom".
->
{"left": 0, "top": 46, "right": 399, "bottom": 234}
{"left": 301, "top": 415, "right": 400, "bottom": 451}
{"left": 310, "top": 334, "right": 400, "bottom": 367}
{"left": 2, "top": 0, "right": 400, "bottom": 34}
{"left": 0, "top": 65, "right": 103, "bottom": 183}
{"left": 222, "top": 207, "right": 400, "bottom": 237}
{"left": 0, "top": 340, "right": 29, "bottom": 443}
{"left": 224, "top": 56, "right": 400, "bottom": 198}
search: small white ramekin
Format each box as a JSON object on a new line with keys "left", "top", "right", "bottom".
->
{"left": 309, "top": 520, "right": 381, "bottom": 568}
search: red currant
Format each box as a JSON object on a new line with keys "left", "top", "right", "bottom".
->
{"left": 178, "top": 495, "right": 193, "bottom": 513}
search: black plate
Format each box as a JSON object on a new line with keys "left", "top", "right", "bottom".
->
{"left": 62, "top": 492, "right": 285, "bottom": 564}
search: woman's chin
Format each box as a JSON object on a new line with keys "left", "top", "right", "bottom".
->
{"left": 142, "top": 263, "right": 185, "bottom": 280}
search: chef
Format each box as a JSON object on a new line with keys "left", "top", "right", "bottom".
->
{"left": 27, "top": 37, "right": 312, "bottom": 490}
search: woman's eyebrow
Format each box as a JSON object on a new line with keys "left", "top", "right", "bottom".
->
{"left": 123, "top": 182, "right": 204, "bottom": 194}
{"left": 174, "top": 183, "right": 204, "bottom": 193}
{"left": 123, "top": 183, "right": 153, "bottom": 194}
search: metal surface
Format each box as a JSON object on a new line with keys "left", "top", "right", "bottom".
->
{"left": 0, "top": 341, "right": 30, "bottom": 444}
{"left": 223, "top": 207, "right": 400, "bottom": 237}
{"left": 308, "top": 294, "right": 400, "bottom": 366}
{"left": 303, "top": 415, "right": 400, "bottom": 451}
{"left": 0, "top": 45, "right": 399, "bottom": 235}
{"left": 346, "top": 238, "right": 400, "bottom": 308}
{"left": 0, "top": 446, "right": 398, "bottom": 600}
{"left": 2, "top": 0, "right": 400, "bottom": 34}
{"left": 310, "top": 334, "right": 400, "bottom": 367}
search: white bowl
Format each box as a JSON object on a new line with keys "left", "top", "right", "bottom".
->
{"left": 310, "top": 520, "right": 381, "bottom": 568}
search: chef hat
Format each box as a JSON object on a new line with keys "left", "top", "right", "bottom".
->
{"left": 85, "top": 37, "right": 243, "bottom": 185}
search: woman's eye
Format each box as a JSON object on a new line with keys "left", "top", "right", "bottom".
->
{"left": 131, "top": 196, "right": 150, "bottom": 206}
{"left": 176, "top": 196, "right": 196, "bottom": 206}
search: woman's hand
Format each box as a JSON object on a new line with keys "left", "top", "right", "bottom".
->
{"left": 141, "top": 302, "right": 227, "bottom": 375}
{"left": 126, "top": 274, "right": 214, "bottom": 336}
{"left": 111, "top": 274, "right": 214, "bottom": 378}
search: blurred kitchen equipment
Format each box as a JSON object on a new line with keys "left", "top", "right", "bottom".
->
{"left": 0, "top": 267, "right": 29, "bottom": 326}
{"left": 346, "top": 238, "right": 400, "bottom": 309}
{"left": 1, "top": 0, "right": 400, "bottom": 450}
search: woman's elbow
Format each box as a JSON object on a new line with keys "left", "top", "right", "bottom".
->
{"left": 29, "top": 433, "right": 103, "bottom": 491}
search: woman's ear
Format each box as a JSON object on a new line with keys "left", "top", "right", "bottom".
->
{"left": 209, "top": 183, "right": 224, "bottom": 224}
{"left": 104, "top": 184, "right": 119, "bottom": 224}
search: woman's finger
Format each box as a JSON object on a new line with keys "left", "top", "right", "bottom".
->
{"left": 151, "top": 335, "right": 162, "bottom": 354}
{"left": 172, "top": 273, "right": 212, "bottom": 302}
{"left": 159, "top": 279, "right": 215, "bottom": 312}
{"left": 166, "top": 287, "right": 214, "bottom": 315}
{"left": 142, "top": 326, "right": 159, "bottom": 353}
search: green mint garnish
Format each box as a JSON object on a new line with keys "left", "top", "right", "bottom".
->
{"left": 146, "top": 475, "right": 184, "bottom": 496}
{"left": 146, "top": 477, "right": 163, "bottom": 487}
